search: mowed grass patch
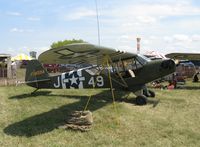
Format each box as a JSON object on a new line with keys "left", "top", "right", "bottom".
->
{"left": 0, "top": 81, "right": 199, "bottom": 147}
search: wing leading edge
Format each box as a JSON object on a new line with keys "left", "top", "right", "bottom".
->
{"left": 38, "top": 43, "right": 137, "bottom": 65}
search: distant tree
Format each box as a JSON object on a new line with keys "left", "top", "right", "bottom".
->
{"left": 50, "top": 39, "right": 86, "bottom": 48}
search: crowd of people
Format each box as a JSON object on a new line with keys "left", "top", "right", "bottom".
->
{"left": 151, "top": 71, "right": 199, "bottom": 90}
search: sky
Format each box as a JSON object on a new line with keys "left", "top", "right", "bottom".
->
{"left": 0, "top": 0, "right": 200, "bottom": 57}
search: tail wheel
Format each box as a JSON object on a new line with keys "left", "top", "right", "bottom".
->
{"left": 136, "top": 95, "right": 147, "bottom": 105}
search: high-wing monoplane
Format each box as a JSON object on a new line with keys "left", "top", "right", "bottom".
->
{"left": 25, "top": 43, "right": 175, "bottom": 105}
{"left": 166, "top": 52, "right": 200, "bottom": 81}
{"left": 166, "top": 53, "right": 200, "bottom": 60}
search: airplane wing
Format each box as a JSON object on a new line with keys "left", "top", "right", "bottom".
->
{"left": 166, "top": 53, "right": 200, "bottom": 60}
{"left": 38, "top": 43, "right": 136, "bottom": 65}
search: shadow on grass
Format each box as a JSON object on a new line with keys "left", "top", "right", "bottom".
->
{"left": 116, "top": 97, "right": 159, "bottom": 107}
{"left": 4, "top": 90, "right": 158, "bottom": 137}
{"left": 4, "top": 90, "right": 115, "bottom": 137}
{"left": 9, "top": 91, "right": 52, "bottom": 99}
{"left": 8, "top": 90, "right": 87, "bottom": 100}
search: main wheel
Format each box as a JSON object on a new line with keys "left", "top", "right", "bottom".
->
{"left": 135, "top": 95, "right": 147, "bottom": 105}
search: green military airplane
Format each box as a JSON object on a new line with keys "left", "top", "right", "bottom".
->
{"left": 25, "top": 43, "right": 175, "bottom": 105}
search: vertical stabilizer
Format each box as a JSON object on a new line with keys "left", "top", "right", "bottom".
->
{"left": 25, "top": 60, "right": 49, "bottom": 84}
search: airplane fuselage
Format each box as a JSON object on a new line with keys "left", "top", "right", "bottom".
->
{"left": 27, "top": 59, "right": 175, "bottom": 93}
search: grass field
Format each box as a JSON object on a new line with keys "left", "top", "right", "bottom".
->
{"left": 0, "top": 81, "right": 200, "bottom": 147}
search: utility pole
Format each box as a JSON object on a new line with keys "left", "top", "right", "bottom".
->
{"left": 95, "top": 0, "right": 100, "bottom": 45}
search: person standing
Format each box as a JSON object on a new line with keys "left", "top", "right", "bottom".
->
{"left": 11, "top": 61, "right": 17, "bottom": 78}
{"left": 193, "top": 72, "right": 199, "bottom": 82}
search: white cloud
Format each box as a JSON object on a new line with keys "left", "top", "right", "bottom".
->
{"left": 3, "top": 1, "right": 200, "bottom": 55}
{"left": 26, "top": 29, "right": 34, "bottom": 33}
{"left": 118, "top": 35, "right": 133, "bottom": 43}
{"left": 122, "top": 23, "right": 135, "bottom": 27}
{"left": 7, "top": 48, "right": 15, "bottom": 54}
{"left": 191, "top": 35, "right": 200, "bottom": 42}
{"left": 10, "top": 28, "right": 24, "bottom": 33}
{"left": 149, "top": 36, "right": 158, "bottom": 40}
{"left": 64, "top": 8, "right": 96, "bottom": 20}
{"left": 100, "top": 2, "right": 200, "bottom": 30}
{"left": 107, "top": 3, "right": 200, "bottom": 18}
{"left": 37, "top": 46, "right": 49, "bottom": 52}
{"left": 160, "top": 34, "right": 200, "bottom": 53}
{"left": 9, "top": 28, "right": 34, "bottom": 33}
{"left": 7, "top": 46, "right": 49, "bottom": 57}
{"left": 97, "top": 2, "right": 200, "bottom": 39}
{"left": 143, "top": 39, "right": 151, "bottom": 45}
{"left": 173, "top": 34, "right": 191, "bottom": 42}
{"left": 163, "top": 34, "right": 194, "bottom": 43}
{"left": 7, "top": 11, "right": 22, "bottom": 16}
{"left": 136, "top": 16, "right": 157, "bottom": 24}
{"left": 163, "top": 36, "right": 173, "bottom": 43}
{"left": 27, "top": 17, "right": 40, "bottom": 21}
{"left": 120, "top": 35, "right": 130, "bottom": 40}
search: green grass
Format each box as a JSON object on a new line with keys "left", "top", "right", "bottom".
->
{"left": 0, "top": 81, "right": 200, "bottom": 147}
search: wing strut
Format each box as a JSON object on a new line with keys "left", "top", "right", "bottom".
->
{"left": 105, "top": 56, "right": 119, "bottom": 124}
{"left": 83, "top": 55, "right": 121, "bottom": 124}
{"left": 107, "top": 56, "right": 128, "bottom": 88}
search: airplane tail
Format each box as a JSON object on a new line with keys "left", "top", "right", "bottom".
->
{"left": 25, "top": 60, "right": 50, "bottom": 87}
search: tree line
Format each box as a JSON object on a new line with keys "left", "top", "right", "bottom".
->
{"left": 50, "top": 39, "right": 86, "bottom": 48}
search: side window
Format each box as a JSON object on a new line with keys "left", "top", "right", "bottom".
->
{"left": 112, "top": 63, "right": 119, "bottom": 73}
{"left": 117, "top": 61, "right": 124, "bottom": 72}
{"left": 132, "top": 58, "right": 142, "bottom": 70}
{"left": 112, "top": 57, "right": 143, "bottom": 73}
{"left": 123, "top": 59, "right": 133, "bottom": 70}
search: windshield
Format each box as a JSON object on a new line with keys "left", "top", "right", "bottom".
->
{"left": 136, "top": 54, "right": 151, "bottom": 65}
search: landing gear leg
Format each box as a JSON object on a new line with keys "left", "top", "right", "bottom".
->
{"left": 148, "top": 90, "right": 155, "bottom": 98}
{"left": 31, "top": 88, "right": 39, "bottom": 95}
{"left": 143, "top": 85, "right": 155, "bottom": 98}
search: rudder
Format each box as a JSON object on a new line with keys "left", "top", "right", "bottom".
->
{"left": 25, "top": 60, "right": 49, "bottom": 83}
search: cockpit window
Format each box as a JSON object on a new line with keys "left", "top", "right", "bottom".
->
{"left": 111, "top": 54, "right": 151, "bottom": 74}
{"left": 133, "top": 58, "right": 142, "bottom": 69}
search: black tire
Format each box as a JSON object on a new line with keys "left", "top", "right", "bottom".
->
{"left": 135, "top": 95, "right": 147, "bottom": 105}
{"left": 148, "top": 90, "right": 155, "bottom": 98}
